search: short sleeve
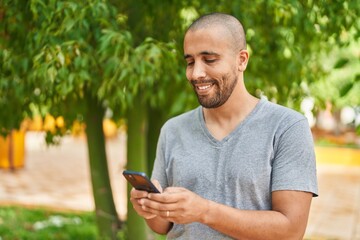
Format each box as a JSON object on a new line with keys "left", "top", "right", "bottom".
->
{"left": 151, "top": 126, "right": 169, "bottom": 189}
{"left": 271, "top": 119, "right": 318, "bottom": 196}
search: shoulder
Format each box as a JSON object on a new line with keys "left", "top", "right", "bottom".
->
{"left": 157, "top": 107, "right": 202, "bottom": 148}
{"left": 257, "top": 100, "right": 314, "bottom": 153}
{"left": 161, "top": 107, "right": 201, "bottom": 137}
{"left": 162, "top": 107, "right": 201, "bottom": 131}
{"left": 259, "top": 99, "right": 308, "bottom": 130}
{"left": 262, "top": 99, "right": 305, "bottom": 120}
{"left": 250, "top": 98, "right": 311, "bottom": 141}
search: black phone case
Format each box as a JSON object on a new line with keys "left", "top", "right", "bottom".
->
{"left": 122, "top": 170, "right": 160, "bottom": 193}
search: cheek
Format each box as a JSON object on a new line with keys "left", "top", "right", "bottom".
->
{"left": 185, "top": 68, "right": 192, "bottom": 80}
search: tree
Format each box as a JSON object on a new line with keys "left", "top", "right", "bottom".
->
{"left": 0, "top": 3, "right": 34, "bottom": 135}
{"left": 102, "top": 36, "right": 181, "bottom": 239}
{"left": 6, "top": 1, "right": 127, "bottom": 238}
{"left": 1, "top": 0, "right": 181, "bottom": 239}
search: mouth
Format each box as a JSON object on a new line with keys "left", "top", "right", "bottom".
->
{"left": 191, "top": 80, "right": 216, "bottom": 95}
{"left": 197, "top": 83, "right": 213, "bottom": 90}
{"left": 195, "top": 83, "right": 214, "bottom": 95}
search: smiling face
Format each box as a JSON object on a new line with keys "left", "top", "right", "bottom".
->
{"left": 184, "top": 26, "right": 240, "bottom": 108}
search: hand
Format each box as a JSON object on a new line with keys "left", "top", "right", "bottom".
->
{"left": 129, "top": 179, "right": 163, "bottom": 219}
{"left": 141, "top": 187, "right": 209, "bottom": 224}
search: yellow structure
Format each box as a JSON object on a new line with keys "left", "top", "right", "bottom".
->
{"left": 0, "top": 116, "right": 118, "bottom": 170}
{"left": 0, "top": 130, "right": 25, "bottom": 169}
{"left": 315, "top": 146, "right": 360, "bottom": 166}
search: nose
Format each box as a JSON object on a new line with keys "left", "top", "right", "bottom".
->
{"left": 189, "top": 61, "right": 206, "bottom": 80}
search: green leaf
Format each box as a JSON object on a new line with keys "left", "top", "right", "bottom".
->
{"left": 333, "top": 58, "right": 349, "bottom": 69}
{"left": 355, "top": 74, "right": 360, "bottom": 82}
{"left": 339, "top": 81, "right": 354, "bottom": 97}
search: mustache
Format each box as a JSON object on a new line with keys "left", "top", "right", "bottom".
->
{"left": 190, "top": 79, "right": 216, "bottom": 85}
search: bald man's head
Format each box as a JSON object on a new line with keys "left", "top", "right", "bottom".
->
{"left": 186, "top": 13, "right": 246, "bottom": 53}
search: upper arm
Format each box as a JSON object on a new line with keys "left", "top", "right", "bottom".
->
{"left": 271, "top": 119, "right": 318, "bottom": 196}
{"left": 272, "top": 190, "right": 313, "bottom": 238}
{"left": 151, "top": 127, "right": 169, "bottom": 188}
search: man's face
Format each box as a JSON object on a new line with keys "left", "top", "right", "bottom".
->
{"left": 183, "top": 26, "right": 239, "bottom": 108}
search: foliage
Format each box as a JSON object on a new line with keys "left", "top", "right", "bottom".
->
{"left": 26, "top": 0, "right": 183, "bottom": 133}
{"left": 310, "top": 40, "right": 360, "bottom": 110}
{"left": 98, "top": 36, "right": 181, "bottom": 113}
{"left": 0, "top": 206, "right": 99, "bottom": 239}
{"left": 0, "top": 2, "right": 34, "bottom": 135}
{"left": 28, "top": 0, "right": 128, "bottom": 127}
{"left": 119, "top": 0, "right": 360, "bottom": 112}
{"left": 2, "top": 1, "right": 360, "bottom": 128}
{"left": 117, "top": 0, "right": 197, "bottom": 117}
{"left": 219, "top": 0, "right": 360, "bottom": 109}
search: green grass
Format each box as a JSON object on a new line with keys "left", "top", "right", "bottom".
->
{"left": 0, "top": 206, "right": 166, "bottom": 240}
{"left": 0, "top": 206, "right": 339, "bottom": 240}
{"left": 315, "top": 138, "right": 360, "bottom": 149}
{"left": 0, "top": 206, "right": 99, "bottom": 240}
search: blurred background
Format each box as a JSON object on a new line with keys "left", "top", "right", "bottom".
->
{"left": 1, "top": 0, "right": 360, "bottom": 239}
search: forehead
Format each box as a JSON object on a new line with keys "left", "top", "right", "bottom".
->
{"left": 184, "top": 26, "right": 232, "bottom": 56}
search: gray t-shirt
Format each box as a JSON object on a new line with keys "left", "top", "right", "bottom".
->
{"left": 151, "top": 98, "right": 318, "bottom": 239}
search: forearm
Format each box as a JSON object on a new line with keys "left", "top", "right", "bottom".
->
{"left": 146, "top": 216, "right": 173, "bottom": 235}
{"left": 142, "top": 188, "right": 312, "bottom": 239}
{"left": 201, "top": 201, "right": 305, "bottom": 240}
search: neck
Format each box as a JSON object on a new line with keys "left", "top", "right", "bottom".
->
{"left": 202, "top": 81, "right": 259, "bottom": 140}
{"left": 203, "top": 82, "right": 258, "bottom": 125}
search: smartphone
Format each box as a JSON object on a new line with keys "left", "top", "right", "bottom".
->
{"left": 122, "top": 170, "right": 160, "bottom": 193}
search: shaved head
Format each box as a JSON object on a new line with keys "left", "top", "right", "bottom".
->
{"left": 186, "top": 13, "right": 246, "bottom": 53}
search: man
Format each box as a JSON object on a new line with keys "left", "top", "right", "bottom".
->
{"left": 130, "top": 13, "right": 318, "bottom": 239}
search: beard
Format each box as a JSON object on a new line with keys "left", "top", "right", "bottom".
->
{"left": 191, "top": 72, "right": 238, "bottom": 108}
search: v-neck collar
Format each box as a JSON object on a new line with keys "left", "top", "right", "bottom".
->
{"left": 197, "top": 98, "right": 266, "bottom": 147}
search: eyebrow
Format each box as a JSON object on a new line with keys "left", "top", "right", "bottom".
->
{"left": 184, "top": 51, "right": 220, "bottom": 59}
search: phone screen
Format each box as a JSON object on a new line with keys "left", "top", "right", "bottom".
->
{"left": 123, "top": 170, "right": 160, "bottom": 193}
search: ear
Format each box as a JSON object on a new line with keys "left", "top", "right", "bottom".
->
{"left": 237, "top": 49, "right": 249, "bottom": 72}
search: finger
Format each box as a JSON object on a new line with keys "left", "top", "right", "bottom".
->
{"left": 131, "top": 198, "right": 157, "bottom": 219}
{"left": 160, "top": 209, "right": 176, "bottom": 219}
{"left": 148, "top": 191, "right": 180, "bottom": 203}
{"left": 145, "top": 207, "right": 180, "bottom": 221}
{"left": 129, "top": 188, "right": 159, "bottom": 220}
{"left": 136, "top": 205, "right": 157, "bottom": 219}
{"left": 140, "top": 198, "right": 179, "bottom": 212}
{"left": 151, "top": 179, "right": 163, "bottom": 192}
{"left": 144, "top": 214, "right": 157, "bottom": 219}
{"left": 131, "top": 188, "right": 149, "bottom": 198}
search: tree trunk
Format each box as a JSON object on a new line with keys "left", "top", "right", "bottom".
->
{"left": 84, "top": 94, "right": 121, "bottom": 239}
{"left": 126, "top": 95, "right": 149, "bottom": 239}
{"left": 146, "top": 107, "right": 166, "bottom": 176}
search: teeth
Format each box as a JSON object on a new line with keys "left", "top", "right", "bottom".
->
{"left": 198, "top": 85, "right": 211, "bottom": 90}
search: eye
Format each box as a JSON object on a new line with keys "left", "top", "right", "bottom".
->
{"left": 186, "top": 61, "right": 194, "bottom": 66}
{"left": 205, "top": 59, "right": 216, "bottom": 64}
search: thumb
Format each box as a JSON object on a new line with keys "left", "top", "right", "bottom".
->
{"left": 151, "top": 179, "right": 163, "bottom": 193}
